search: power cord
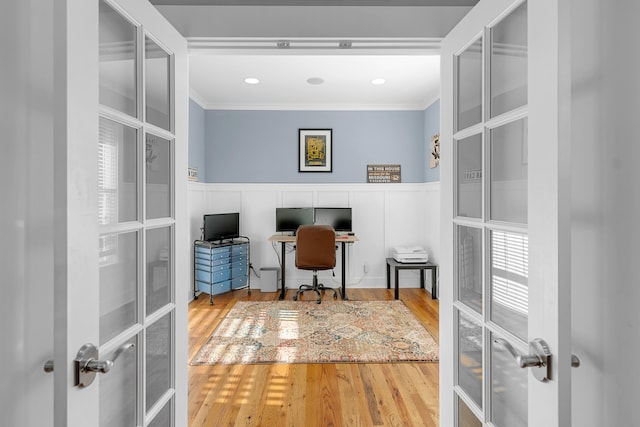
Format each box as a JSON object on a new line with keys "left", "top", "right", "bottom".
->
{"left": 249, "top": 263, "right": 260, "bottom": 278}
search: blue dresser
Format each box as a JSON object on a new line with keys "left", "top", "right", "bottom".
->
{"left": 193, "top": 238, "right": 250, "bottom": 304}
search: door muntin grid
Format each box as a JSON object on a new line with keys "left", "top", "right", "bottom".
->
{"left": 98, "top": 1, "right": 176, "bottom": 425}
{"left": 453, "top": 1, "right": 529, "bottom": 425}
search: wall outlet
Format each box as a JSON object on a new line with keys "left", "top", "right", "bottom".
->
{"left": 363, "top": 262, "right": 369, "bottom": 274}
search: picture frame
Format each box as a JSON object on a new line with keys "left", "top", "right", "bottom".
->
{"left": 299, "top": 129, "right": 332, "bottom": 172}
{"left": 430, "top": 133, "right": 440, "bottom": 169}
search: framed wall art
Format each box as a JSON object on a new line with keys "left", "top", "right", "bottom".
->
{"left": 299, "top": 128, "right": 332, "bottom": 172}
{"left": 430, "top": 133, "right": 440, "bottom": 169}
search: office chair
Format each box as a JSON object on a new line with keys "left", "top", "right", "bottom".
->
{"left": 293, "top": 224, "right": 339, "bottom": 304}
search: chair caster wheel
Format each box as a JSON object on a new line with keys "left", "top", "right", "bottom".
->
{"left": 293, "top": 295, "right": 298, "bottom": 301}
{"left": 316, "top": 300, "right": 321, "bottom": 304}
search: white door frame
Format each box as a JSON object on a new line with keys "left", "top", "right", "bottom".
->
{"left": 1, "top": 1, "right": 56, "bottom": 426}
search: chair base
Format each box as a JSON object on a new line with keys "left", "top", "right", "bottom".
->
{"left": 293, "top": 272, "right": 339, "bottom": 304}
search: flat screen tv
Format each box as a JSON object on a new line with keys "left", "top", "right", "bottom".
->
{"left": 275, "top": 207, "right": 314, "bottom": 234}
{"left": 314, "top": 207, "right": 352, "bottom": 232}
{"left": 203, "top": 213, "right": 240, "bottom": 242}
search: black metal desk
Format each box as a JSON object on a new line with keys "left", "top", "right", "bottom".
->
{"left": 269, "top": 234, "right": 359, "bottom": 301}
{"left": 386, "top": 257, "right": 438, "bottom": 300}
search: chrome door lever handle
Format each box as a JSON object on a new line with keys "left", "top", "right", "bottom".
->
{"left": 493, "top": 338, "right": 551, "bottom": 382}
{"left": 493, "top": 339, "right": 581, "bottom": 379}
{"left": 85, "top": 359, "right": 114, "bottom": 374}
{"left": 75, "top": 342, "right": 135, "bottom": 388}
{"left": 518, "top": 354, "right": 545, "bottom": 369}
{"left": 85, "top": 342, "right": 135, "bottom": 374}
{"left": 493, "top": 338, "right": 543, "bottom": 368}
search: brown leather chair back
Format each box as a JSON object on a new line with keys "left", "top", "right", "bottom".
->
{"left": 295, "top": 225, "right": 336, "bottom": 271}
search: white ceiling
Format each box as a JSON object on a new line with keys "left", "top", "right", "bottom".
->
{"left": 151, "top": 1, "right": 477, "bottom": 110}
{"left": 188, "top": 53, "right": 441, "bottom": 110}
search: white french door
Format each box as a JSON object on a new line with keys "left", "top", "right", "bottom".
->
{"left": 53, "top": 0, "right": 188, "bottom": 426}
{"left": 440, "top": 0, "right": 572, "bottom": 426}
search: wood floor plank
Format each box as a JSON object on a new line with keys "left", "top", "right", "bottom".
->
{"left": 318, "top": 364, "right": 343, "bottom": 427}
{"left": 230, "top": 364, "right": 270, "bottom": 426}
{"left": 252, "top": 364, "right": 291, "bottom": 426}
{"left": 283, "top": 363, "right": 307, "bottom": 427}
{"left": 378, "top": 363, "right": 421, "bottom": 426}
{"left": 303, "top": 364, "right": 321, "bottom": 425}
{"left": 357, "top": 363, "right": 386, "bottom": 426}
{"left": 188, "top": 288, "right": 439, "bottom": 426}
{"left": 390, "top": 363, "right": 438, "bottom": 427}
{"left": 335, "top": 364, "right": 374, "bottom": 427}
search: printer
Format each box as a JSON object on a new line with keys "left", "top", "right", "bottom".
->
{"left": 392, "top": 246, "right": 429, "bottom": 263}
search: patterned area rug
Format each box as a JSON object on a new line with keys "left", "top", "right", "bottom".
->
{"left": 191, "top": 300, "right": 439, "bottom": 365}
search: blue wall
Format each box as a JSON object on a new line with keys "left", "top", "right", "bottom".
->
{"left": 188, "top": 99, "right": 206, "bottom": 181}
{"left": 424, "top": 99, "right": 440, "bottom": 182}
{"left": 188, "top": 102, "right": 442, "bottom": 183}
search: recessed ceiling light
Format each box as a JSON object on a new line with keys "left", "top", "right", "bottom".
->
{"left": 244, "top": 77, "right": 260, "bottom": 85}
{"left": 307, "top": 77, "right": 325, "bottom": 85}
{"left": 371, "top": 78, "right": 386, "bottom": 85}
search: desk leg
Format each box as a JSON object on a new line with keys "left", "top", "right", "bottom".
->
{"left": 420, "top": 270, "right": 425, "bottom": 289}
{"left": 394, "top": 268, "right": 399, "bottom": 300}
{"left": 432, "top": 267, "right": 437, "bottom": 300}
{"left": 279, "top": 241, "right": 286, "bottom": 300}
{"left": 341, "top": 242, "right": 348, "bottom": 300}
{"left": 386, "top": 262, "right": 391, "bottom": 289}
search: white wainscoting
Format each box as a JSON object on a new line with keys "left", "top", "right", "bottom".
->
{"left": 186, "top": 182, "right": 440, "bottom": 301}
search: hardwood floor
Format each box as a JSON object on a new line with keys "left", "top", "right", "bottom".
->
{"left": 188, "top": 288, "right": 440, "bottom": 426}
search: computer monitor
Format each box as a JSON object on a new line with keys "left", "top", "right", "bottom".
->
{"left": 275, "top": 207, "right": 314, "bottom": 234}
{"left": 314, "top": 207, "right": 352, "bottom": 232}
{"left": 203, "top": 212, "right": 240, "bottom": 242}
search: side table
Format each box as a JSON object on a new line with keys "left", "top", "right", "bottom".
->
{"left": 386, "top": 258, "right": 438, "bottom": 300}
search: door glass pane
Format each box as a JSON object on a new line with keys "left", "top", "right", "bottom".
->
{"left": 146, "top": 313, "right": 172, "bottom": 413}
{"left": 490, "top": 2, "right": 528, "bottom": 117}
{"left": 145, "top": 37, "right": 171, "bottom": 131}
{"left": 457, "top": 226, "right": 482, "bottom": 314}
{"left": 457, "top": 310, "right": 483, "bottom": 409}
{"left": 456, "top": 38, "right": 483, "bottom": 131}
{"left": 99, "top": 118, "right": 138, "bottom": 225}
{"left": 99, "top": 0, "right": 137, "bottom": 117}
{"left": 490, "top": 119, "right": 527, "bottom": 224}
{"left": 490, "top": 230, "right": 528, "bottom": 340}
{"left": 146, "top": 226, "right": 171, "bottom": 316}
{"left": 457, "top": 134, "right": 482, "bottom": 219}
{"left": 458, "top": 396, "right": 482, "bottom": 427}
{"left": 145, "top": 133, "right": 171, "bottom": 219}
{"left": 148, "top": 399, "right": 172, "bottom": 427}
{"left": 491, "top": 332, "right": 527, "bottom": 427}
{"left": 99, "top": 337, "right": 137, "bottom": 427}
{"left": 100, "top": 231, "right": 138, "bottom": 344}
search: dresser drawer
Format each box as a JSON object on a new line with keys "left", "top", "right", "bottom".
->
{"left": 213, "top": 280, "right": 231, "bottom": 295}
{"left": 197, "top": 279, "right": 231, "bottom": 295}
{"left": 196, "top": 268, "right": 231, "bottom": 284}
{"left": 231, "top": 244, "right": 248, "bottom": 256}
{"left": 231, "top": 266, "right": 246, "bottom": 279}
{"left": 230, "top": 259, "right": 247, "bottom": 271}
{"left": 195, "top": 256, "right": 228, "bottom": 268}
{"left": 231, "top": 276, "right": 247, "bottom": 290}
{"left": 195, "top": 244, "right": 230, "bottom": 258}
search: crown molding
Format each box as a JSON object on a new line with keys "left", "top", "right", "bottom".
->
{"left": 190, "top": 90, "right": 439, "bottom": 111}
